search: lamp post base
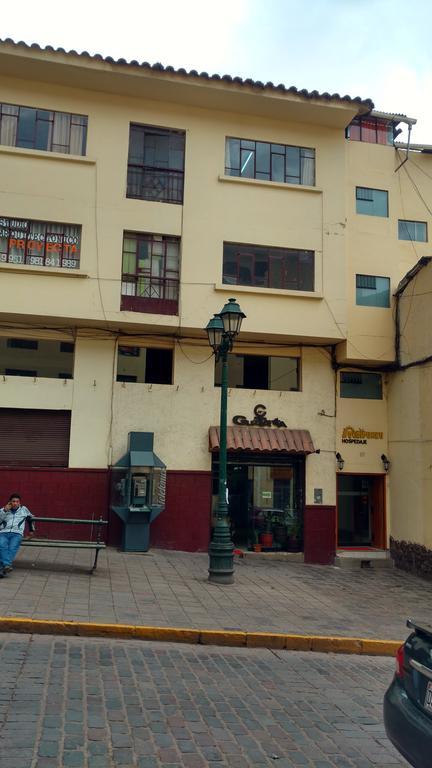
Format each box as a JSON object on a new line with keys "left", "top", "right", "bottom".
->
{"left": 208, "top": 537, "right": 234, "bottom": 584}
{"left": 208, "top": 568, "right": 234, "bottom": 585}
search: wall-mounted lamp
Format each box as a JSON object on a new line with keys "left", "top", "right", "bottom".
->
{"left": 335, "top": 452, "right": 345, "bottom": 471}
{"left": 381, "top": 454, "right": 390, "bottom": 472}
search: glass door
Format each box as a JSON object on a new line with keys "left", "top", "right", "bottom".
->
{"left": 214, "top": 456, "right": 304, "bottom": 551}
{"left": 337, "top": 475, "right": 374, "bottom": 546}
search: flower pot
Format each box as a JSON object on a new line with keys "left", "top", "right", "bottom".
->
{"left": 259, "top": 532, "right": 273, "bottom": 548}
{"left": 253, "top": 544, "right": 262, "bottom": 553}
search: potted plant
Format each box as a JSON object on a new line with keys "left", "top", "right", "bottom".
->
{"left": 251, "top": 529, "right": 262, "bottom": 552}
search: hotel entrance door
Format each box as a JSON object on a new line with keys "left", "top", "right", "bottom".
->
{"left": 337, "top": 474, "right": 385, "bottom": 548}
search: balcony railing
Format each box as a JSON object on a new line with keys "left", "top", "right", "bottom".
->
{"left": 121, "top": 276, "right": 179, "bottom": 315}
{"left": 126, "top": 166, "right": 184, "bottom": 204}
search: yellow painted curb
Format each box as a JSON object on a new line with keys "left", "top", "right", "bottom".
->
{"left": 0, "top": 617, "right": 401, "bottom": 656}
{"left": 246, "top": 632, "right": 286, "bottom": 649}
{"left": 200, "top": 630, "right": 246, "bottom": 647}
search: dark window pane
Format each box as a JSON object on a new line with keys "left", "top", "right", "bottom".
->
{"left": 269, "top": 255, "right": 284, "bottom": 288}
{"left": 243, "top": 355, "right": 268, "bottom": 389}
{"left": 119, "top": 346, "right": 140, "bottom": 357}
{"left": 215, "top": 354, "right": 300, "bottom": 392}
{"left": 356, "top": 275, "right": 390, "bottom": 307}
{"left": 223, "top": 243, "right": 314, "bottom": 292}
{"left": 60, "top": 342, "right": 75, "bottom": 353}
{"left": 254, "top": 255, "right": 268, "bottom": 286}
{"left": 35, "top": 119, "right": 50, "bottom": 150}
{"left": 299, "top": 252, "right": 314, "bottom": 291}
{"left": 145, "top": 348, "right": 173, "bottom": 384}
{"left": 256, "top": 142, "right": 270, "bottom": 174}
{"left": 129, "top": 126, "right": 144, "bottom": 164}
{"left": 398, "top": 219, "right": 427, "bottom": 242}
{"left": 340, "top": 372, "right": 382, "bottom": 399}
{"left": 239, "top": 254, "right": 253, "bottom": 284}
{"left": 127, "top": 125, "right": 185, "bottom": 204}
{"left": 5, "top": 368, "right": 37, "bottom": 377}
{"left": 285, "top": 146, "right": 300, "bottom": 182}
{"left": 225, "top": 138, "right": 240, "bottom": 173}
{"left": 271, "top": 153, "right": 284, "bottom": 182}
{"left": 17, "top": 107, "right": 36, "bottom": 148}
{"left": 356, "top": 187, "right": 388, "bottom": 217}
{"left": 7, "top": 338, "right": 38, "bottom": 350}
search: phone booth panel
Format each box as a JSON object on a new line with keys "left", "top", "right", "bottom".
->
{"left": 111, "top": 433, "right": 166, "bottom": 552}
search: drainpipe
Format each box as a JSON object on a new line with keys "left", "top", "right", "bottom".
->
{"left": 395, "top": 291, "right": 401, "bottom": 367}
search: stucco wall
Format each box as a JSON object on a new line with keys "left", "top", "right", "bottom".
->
{"left": 345, "top": 141, "right": 432, "bottom": 363}
{"left": 112, "top": 344, "right": 337, "bottom": 506}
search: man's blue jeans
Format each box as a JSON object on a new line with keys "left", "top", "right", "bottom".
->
{"left": 0, "top": 533, "right": 23, "bottom": 567}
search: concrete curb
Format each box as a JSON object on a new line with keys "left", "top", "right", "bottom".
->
{"left": 0, "top": 618, "right": 401, "bottom": 656}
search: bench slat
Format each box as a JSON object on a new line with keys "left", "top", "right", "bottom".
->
{"left": 21, "top": 540, "right": 106, "bottom": 549}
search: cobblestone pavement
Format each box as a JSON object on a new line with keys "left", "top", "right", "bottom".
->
{"left": 1, "top": 548, "right": 429, "bottom": 640}
{"left": 0, "top": 633, "right": 406, "bottom": 768}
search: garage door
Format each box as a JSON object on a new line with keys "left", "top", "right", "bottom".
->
{"left": 0, "top": 409, "right": 71, "bottom": 467}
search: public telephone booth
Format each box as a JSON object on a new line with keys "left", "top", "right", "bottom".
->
{"left": 111, "top": 432, "right": 166, "bottom": 552}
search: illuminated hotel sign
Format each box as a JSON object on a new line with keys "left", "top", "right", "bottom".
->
{"left": 0, "top": 217, "right": 81, "bottom": 269}
{"left": 342, "top": 426, "right": 384, "bottom": 445}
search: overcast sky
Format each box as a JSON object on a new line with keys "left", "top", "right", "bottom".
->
{"left": 2, "top": 0, "right": 431, "bottom": 142}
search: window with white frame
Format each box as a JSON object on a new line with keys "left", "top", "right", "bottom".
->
{"left": 356, "top": 187, "right": 388, "bottom": 217}
{"left": 356, "top": 275, "right": 390, "bottom": 308}
{"left": 398, "top": 220, "right": 427, "bottom": 242}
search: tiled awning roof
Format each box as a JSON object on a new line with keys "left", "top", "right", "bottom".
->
{"left": 209, "top": 426, "right": 315, "bottom": 454}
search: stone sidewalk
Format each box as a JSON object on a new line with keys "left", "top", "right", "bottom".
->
{"left": 0, "top": 547, "right": 428, "bottom": 641}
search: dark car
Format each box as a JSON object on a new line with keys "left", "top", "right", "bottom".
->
{"left": 384, "top": 618, "right": 432, "bottom": 767}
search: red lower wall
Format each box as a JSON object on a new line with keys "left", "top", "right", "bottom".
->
{"left": 0, "top": 467, "right": 332, "bottom": 562}
{"left": 304, "top": 505, "right": 336, "bottom": 565}
{"left": 150, "top": 470, "right": 212, "bottom": 552}
{"left": 0, "top": 468, "right": 109, "bottom": 541}
{"left": 0, "top": 467, "right": 211, "bottom": 552}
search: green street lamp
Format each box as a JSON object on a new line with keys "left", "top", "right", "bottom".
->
{"left": 205, "top": 298, "right": 246, "bottom": 584}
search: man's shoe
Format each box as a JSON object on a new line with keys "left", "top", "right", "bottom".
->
{"left": 0, "top": 568, "right": 6, "bottom": 578}
{"left": 3, "top": 566, "right": 12, "bottom": 573}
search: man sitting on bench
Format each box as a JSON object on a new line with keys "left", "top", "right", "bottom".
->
{"left": 0, "top": 493, "right": 35, "bottom": 577}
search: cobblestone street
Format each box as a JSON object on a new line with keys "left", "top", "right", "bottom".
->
{"left": 0, "top": 633, "right": 406, "bottom": 768}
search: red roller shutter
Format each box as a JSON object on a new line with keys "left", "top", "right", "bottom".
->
{"left": 0, "top": 409, "right": 71, "bottom": 467}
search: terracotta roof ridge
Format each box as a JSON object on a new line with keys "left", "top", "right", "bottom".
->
{"left": 0, "top": 38, "right": 374, "bottom": 110}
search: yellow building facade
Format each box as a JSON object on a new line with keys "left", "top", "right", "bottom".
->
{"left": 0, "top": 39, "right": 430, "bottom": 563}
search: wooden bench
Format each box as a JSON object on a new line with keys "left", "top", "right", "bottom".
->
{"left": 21, "top": 516, "right": 108, "bottom": 574}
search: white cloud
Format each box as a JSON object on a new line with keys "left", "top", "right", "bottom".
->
{"left": 2, "top": 0, "right": 250, "bottom": 73}
{"left": 365, "top": 65, "right": 432, "bottom": 144}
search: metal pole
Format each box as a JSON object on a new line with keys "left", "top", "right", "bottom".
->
{"left": 208, "top": 340, "right": 234, "bottom": 584}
